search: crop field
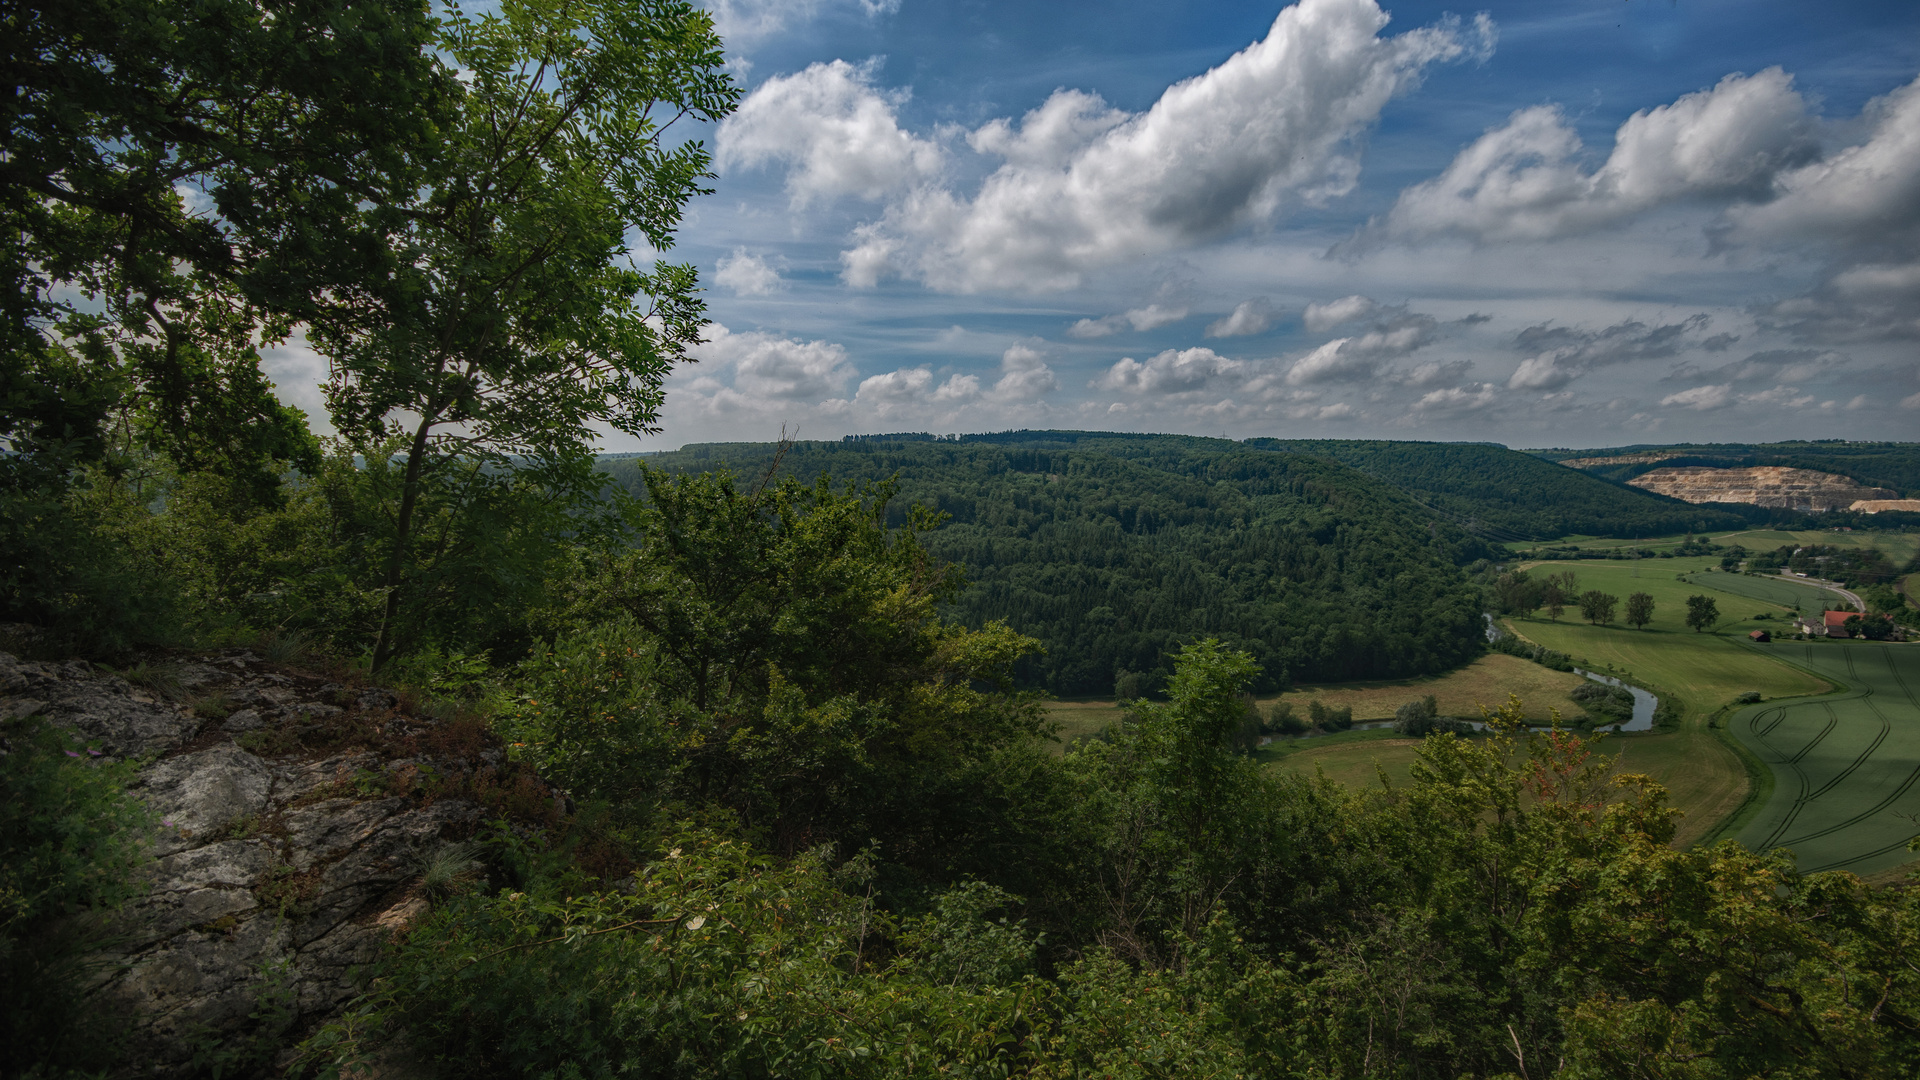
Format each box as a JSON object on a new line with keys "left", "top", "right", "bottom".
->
{"left": 1685, "top": 571, "right": 1850, "bottom": 613}
{"left": 1510, "top": 573, "right": 1834, "bottom": 846}
{"left": 1729, "top": 642, "right": 1920, "bottom": 878}
{"left": 1713, "top": 529, "right": 1920, "bottom": 565}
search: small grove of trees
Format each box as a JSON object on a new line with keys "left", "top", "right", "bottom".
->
{"left": 1843, "top": 613, "right": 1896, "bottom": 641}
{"left": 1392, "top": 694, "right": 1471, "bottom": 737}
{"left": 1686, "top": 594, "right": 1721, "bottom": 632}
{"left": 1625, "top": 590, "right": 1656, "bottom": 629}
{"left": 1578, "top": 589, "right": 1619, "bottom": 625}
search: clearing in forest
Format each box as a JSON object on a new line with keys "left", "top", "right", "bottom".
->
{"left": 1730, "top": 642, "right": 1920, "bottom": 879}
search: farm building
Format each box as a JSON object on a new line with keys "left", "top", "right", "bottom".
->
{"left": 1749, "top": 629, "right": 1771, "bottom": 642}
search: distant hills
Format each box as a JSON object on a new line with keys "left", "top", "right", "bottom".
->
{"left": 600, "top": 432, "right": 1842, "bottom": 694}
{"left": 607, "top": 434, "right": 1491, "bottom": 694}
{"left": 1532, "top": 441, "right": 1920, "bottom": 496}
{"left": 1247, "top": 439, "right": 1747, "bottom": 541}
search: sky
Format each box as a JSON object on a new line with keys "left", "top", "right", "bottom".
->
{"left": 273, "top": 0, "right": 1920, "bottom": 451}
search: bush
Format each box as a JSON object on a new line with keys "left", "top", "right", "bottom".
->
{"left": 0, "top": 483, "right": 182, "bottom": 658}
{"left": 1308, "top": 699, "right": 1353, "bottom": 732}
{"left": 1264, "top": 701, "right": 1309, "bottom": 736}
{"left": 0, "top": 711, "right": 154, "bottom": 1074}
{"left": 1392, "top": 695, "right": 1471, "bottom": 737}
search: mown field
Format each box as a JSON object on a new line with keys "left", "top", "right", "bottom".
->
{"left": 1043, "top": 653, "right": 1592, "bottom": 754}
{"left": 1507, "top": 560, "right": 1835, "bottom": 846}
{"left": 1714, "top": 528, "right": 1920, "bottom": 566}
{"left": 1730, "top": 641, "right": 1920, "bottom": 879}
{"left": 1516, "top": 556, "right": 1790, "bottom": 628}
{"left": 1269, "top": 652, "right": 1590, "bottom": 723}
{"left": 1685, "top": 570, "right": 1852, "bottom": 613}
{"left": 1264, "top": 731, "right": 1427, "bottom": 789}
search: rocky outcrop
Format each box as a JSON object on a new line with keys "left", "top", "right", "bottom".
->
{"left": 1850, "top": 499, "right": 1920, "bottom": 513}
{"left": 0, "top": 648, "right": 549, "bottom": 1076}
{"left": 1628, "top": 466, "right": 1898, "bottom": 511}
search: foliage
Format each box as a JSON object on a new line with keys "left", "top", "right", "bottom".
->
{"left": 294, "top": 0, "right": 740, "bottom": 670}
{"left": 2, "top": 0, "right": 442, "bottom": 499}
{"left": 524, "top": 466, "right": 1047, "bottom": 859}
{"left": 1307, "top": 698, "right": 1355, "bottom": 732}
{"left": 1625, "top": 589, "right": 1656, "bottom": 628}
{"left": 613, "top": 435, "right": 1491, "bottom": 694}
{"left": 1749, "top": 543, "right": 1904, "bottom": 589}
{"left": 1488, "top": 631, "right": 1579, "bottom": 671}
{"left": 1686, "top": 593, "right": 1721, "bottom": 632}
{"left": 1391, "top": 693, "right": 1471, "bottom": 736}
{"left": 1255, "top": 438, "right": 1750, "bottom": 540}
{"left": 1861, "top": 583, "right": 1912, "bottom": 615}
{"left": 1570, "top": 680, "right": 1635, "bottom": 726}
{"left": 1578, "top": 588, "right": 1619, "bottom": 624}
{"left": 95, "top": 444, "right": 580, "bottom": 662}
{"left": 0, "top": 712, "right": 154, "bottom": 1075}
{"left": 0, "top": 480, "right": 182, "bottom": 657}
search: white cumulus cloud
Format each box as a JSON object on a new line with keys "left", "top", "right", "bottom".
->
{"left": 1095, "top": 346, "right": 1248, "bottom": 395}
{"left": 694, "top": 324, "right": 856, "bottom": 405}
{"left": 1069, "top": 303, "right": 1191, "bottom": 338}
{"left": 838, "top": 0, "right": 1488, "bottom": 291}
{"left": 714, "top": 249, "right": 785, "bottom": 296}
{"left": 1660, "top": 384, "right": 1734, "bottom": 410}
{"left": 718, "top": 59, "right": 943, "bottom": 206}
{"left": 1286, "top": 312, "right": 1438, "bottom": 384}
{"left": 1206, "top": 298, "right": 1277, "bottom": 338}
{"left": 1303, "top": 294, "right": 1378, "bottom": 333}
{"left": 1730, "top": 75, "right": 1920, "bottom": 247}
{"left": 1382, "top": 68, "right": 1814, "bottom": 242}
{"left": 989, "top": 343, "right": 1059, "bottom": 401}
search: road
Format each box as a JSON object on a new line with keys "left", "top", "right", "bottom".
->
{"left": 1767, "top": 573, "right": 1864, "bottom": 612}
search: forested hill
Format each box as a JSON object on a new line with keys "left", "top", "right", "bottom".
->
{"left": 604, "top": 434, "right": 1488, "bottom": 696}
{"left": 1533, "top": 440, "right": 1920, "bottom": 495}
{"left": 1250, "top": 438, "right": 1749, "bottom": 540}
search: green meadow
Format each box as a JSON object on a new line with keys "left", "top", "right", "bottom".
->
{"left": 1686, "top": 570, "right": 1850, "bottom": 613}
{"left": 1729, "top": 641, "right": 1920, "bottom": 879}
{"left": 1714, "top": 528, "right": 1920, "bottom": 566}
{"left": 1508, "top": 560, "right": 1834, "bottom": 846}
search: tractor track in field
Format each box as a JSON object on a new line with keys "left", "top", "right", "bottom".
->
{"left": 1751, "top": 646, "right": 1920, "bottom": 863}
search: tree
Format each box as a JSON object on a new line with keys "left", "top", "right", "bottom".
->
{"left": 1685, "top": 594, "right": 1719, "bottom": 632}
{"left": 1578, "top": 590, "right": 1618, "bottom": 625}
{"left": 1, "top": 0, "right": 448, "bottom": 497}
{"left": 1542, "top": 582, "right": 1567, "bottom": 621}
{"left": 1625, "top": 590, "right": 1655, "bottom": 629}
{"left": 1843, "top": 613, "right": 1894, "bottom": 641}
{"left": 300, "top": 0, "right": 740, "bottom": 669}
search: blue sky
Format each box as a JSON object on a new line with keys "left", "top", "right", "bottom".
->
{"left": 274, "top": 0, "right": 1920, "bottom": 450}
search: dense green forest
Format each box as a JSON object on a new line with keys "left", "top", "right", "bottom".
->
{"left": 609, "top": 435, "right": 1491, "bottom": 695}
{"left": 1250, "top": 438, "right": 1750, "bottom": 540}
{"left": 1537, "top": 441, "right": 1920, "bottom": 495}
{"left": 7, "top": 3, "right": 1920, "bottom": 1078}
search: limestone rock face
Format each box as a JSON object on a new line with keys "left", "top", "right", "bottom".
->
{"left": 1849, "top": 499, "right": 1920, "bottom": 513}
{"left": 1628, "top": 466, "right": 1898, "bottom": 511}
{"left": 0, "top": 648, "right": 538, "bottom": 1076}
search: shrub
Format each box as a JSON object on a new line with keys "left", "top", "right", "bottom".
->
{"left": 0, "top": 712, "right": 154, "bottom": 1074}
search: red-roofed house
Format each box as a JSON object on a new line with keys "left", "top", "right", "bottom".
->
{"left": 1823, "top": 610, "right": 1893, "bottom": 638}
